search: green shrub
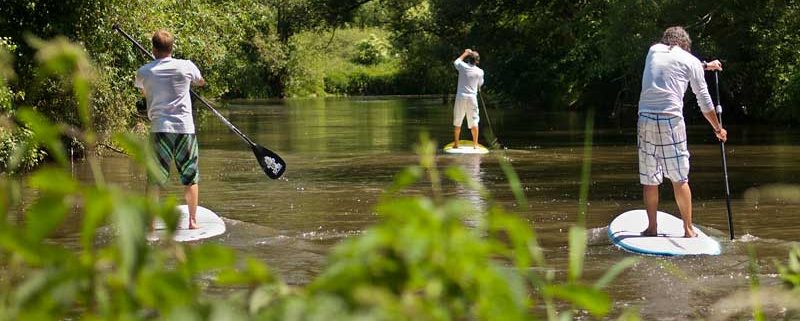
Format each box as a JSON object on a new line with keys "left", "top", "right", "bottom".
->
{"left": 0, "top": 37, "right": 17, "bottom": 113}
{"left": 0, "top": 127, "right": 47, "bottom": 173}
{"left": 353, "top": 34, "right": 389, "bottom": 65}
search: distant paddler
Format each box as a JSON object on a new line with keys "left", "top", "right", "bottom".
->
{"left": 452, "top": 48, "right": 485, "bottom": 149}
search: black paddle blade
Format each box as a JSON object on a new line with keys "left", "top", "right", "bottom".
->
{"left": 251, "top": 144, "right": 286, "bottom": 179}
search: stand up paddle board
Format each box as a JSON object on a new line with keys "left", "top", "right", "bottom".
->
{"left": 443, "top": 140, "right": 489, "bottom": 154}
{"left": 148, "top": 205, "right": 226, "bottom": 242}
{"left": 608, "top": 209, "right": 720, "bottom": 256}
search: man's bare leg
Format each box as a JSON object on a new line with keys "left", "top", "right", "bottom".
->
{"left": 470, "top": 126, "right": 479, "bottom": 148}
{"left": 185, "top": 183, "right": 199, "bottom": 229}
{"left": 672, "top": 181, "right": 697, "bottom": 238}
{"left": 453, "top": 126, "right": 462, "bottom": 148}
{"left": 642, "top": 184, "right": 659, "bottom": 236}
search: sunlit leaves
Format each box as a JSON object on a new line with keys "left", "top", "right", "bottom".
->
{"left": 384, "top": 165, "right": 422, "bottom": 196}
{"left": 544, "top": 283, "right": 612, "bottom": 317}
{"left": 567, "top": 226, "right": 587, "bottom": 283}
{"left": 594, "top": 257, "right": 638, "bottom": 290}
{"left": 217, "top": 257, "right": 275, "bottom": 286}
{"left": 15, "top": 108, "right": 66, "bottom": 165}
{"left": 184, "top": 244, "right": 237, "bottom": 274}
{"left": 312, "top": 195, "right": 530, "bottom": 321}
{"left": 81, "top": 187, "right": 113, "bottom": 251}
{"left": 776, "top": 246, "right": 800, "bottom": 289}
{"left": 28, "top": 35, "right": 95, "bottom": 132}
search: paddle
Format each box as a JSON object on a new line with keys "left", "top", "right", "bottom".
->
{"left": 112, "top": 24, "right": 286, "bottom": 179}
{"left": 478, "top": 91, "right": 501, "bottom": 148}
{"left": 713, "top": 70, "right": 735, "bottom": 240}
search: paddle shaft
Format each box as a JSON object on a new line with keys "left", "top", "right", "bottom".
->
{"left": 478, "top": 92, "right": 500, "bottom": 148}
{"left": 714, "top": 71, "right": 735, "bottom": 240}
{"left": 113, "top": 25, "right": 257, "bottom": 148}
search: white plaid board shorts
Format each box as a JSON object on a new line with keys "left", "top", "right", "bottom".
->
{"left": 453, "top": 95, "right": 480, "bottom": 128}
{"left": 638, "top": 113, "right": 690, "bottom": 185}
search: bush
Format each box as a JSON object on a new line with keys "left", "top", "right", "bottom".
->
{"left": 0, "top": 127, "right": 47, "bottom": 173}
{"left": 353, "top": 34, "right": 389, "bottom": 65}
{"left": 287, "top": 28, "right": 403, "bottom": 97}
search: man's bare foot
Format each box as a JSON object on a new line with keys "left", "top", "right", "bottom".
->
{"left": 188, "top": 218, "right": 199, "bottom": 230}
{"left": 453, "top": 144, "right": 460, "bottom": 149}
{"left": 683, "top": 229, "right": 698, "bottom": 238}
{"left": 641, "top": 228, "right": 658, "bottom": 236}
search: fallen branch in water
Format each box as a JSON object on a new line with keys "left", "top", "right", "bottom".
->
{"left": 98, "top": 142, "right": 127, "bottom": 155}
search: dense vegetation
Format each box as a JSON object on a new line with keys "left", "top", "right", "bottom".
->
{"left": 387, "top": 0, "right": 800, "bottom": 122}
{"left": 3, "top": 0, "right": 800, "bottom": 170}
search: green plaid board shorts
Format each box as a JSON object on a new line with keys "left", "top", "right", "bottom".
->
{"left": 150, "top": 132, "right": 199, "bottom": 186}
{"left": 637, "top": 113, "right": 690, "bottom": 185}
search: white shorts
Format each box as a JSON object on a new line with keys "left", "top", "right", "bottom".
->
{"left": 637, "top": 113, "right": 690, "bottom": 185}
{"left": 453, "top": 95, "right": 480, "bottom": 128}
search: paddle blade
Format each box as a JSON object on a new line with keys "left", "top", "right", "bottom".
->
{"left": 251, "top": 144, "right": 286, "bottom": 179}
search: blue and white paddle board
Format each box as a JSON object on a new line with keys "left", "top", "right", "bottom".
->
{"left": 443, "top": 140, "right": 489, "bottom": 154}
{"left": 148, "top": 205, "right": 226, "bottom": 242}
{"left": 608, "top": 209, "right": 721, "bottom": 256}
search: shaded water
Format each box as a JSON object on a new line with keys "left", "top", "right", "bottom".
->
{"left": 58, "top": 97, "right": 800, "bottom": 318}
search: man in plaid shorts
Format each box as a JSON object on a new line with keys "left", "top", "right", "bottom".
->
{"left": 135, "top": 29, "right": 205, "bottom": 229}
{"left": 637, "top": 26, "right": 727, "bottom": 238}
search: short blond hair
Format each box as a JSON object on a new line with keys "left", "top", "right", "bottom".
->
{"left": 152, "top": 29, "right": 174, "bottom": 54}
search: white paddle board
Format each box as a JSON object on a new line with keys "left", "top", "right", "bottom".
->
{"left": 443, "top": 140, "right": 489, "bottom": 154}
{"left": 148, "top": 205, "right": 226, "bottom": 242}
{"left": 608, "top": 209, "right": 720, "bottom": 256}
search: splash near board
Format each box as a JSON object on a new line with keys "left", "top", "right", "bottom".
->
{"left": 148, "top": 205, "right": 226, "bottom": 242}
{"left": 443, "top": 140, "right": 489, "bottom": 154}
{"left": 608, "top": 209, "right": 721, "bottom": 256}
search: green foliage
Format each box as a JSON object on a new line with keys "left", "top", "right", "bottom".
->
{"left": 0, "top": 127, "right": 47, "bottom": 174}
{"left": 0, "top": 37, "right": 17, "bottom": 113}
{"left": 380, "top": 0, "right": 800, "bottom": 120}
{"left": 776, "top": 246, "right": 800, "bottom": 290}
{"left": 287, "top": 28, "right": 404, "bottom": 97}
{"left": 353, "top": 34, "right": 390, "bottom": 65}
{"left": 0, "top": 39, "right": 42, "bottom": 172}
{"left": 283, "top": 32, "right": 327, "bottom": 98}
{"left": 0, "top": 1, "right": 417, "bottom": 172}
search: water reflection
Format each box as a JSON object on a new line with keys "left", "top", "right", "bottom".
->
{"left": 450, "top": 154, "right": 486, "bottom": 225}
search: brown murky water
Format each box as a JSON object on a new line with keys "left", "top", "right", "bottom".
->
{"left": 54, "top": 97, "right": 800, "bottom": 319}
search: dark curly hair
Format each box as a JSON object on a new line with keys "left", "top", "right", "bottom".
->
{"left": 464, "top": 51, "right": 480, "bottom": 65}
{"left": 661, "top": 26, "right": 691, "bottom": 51}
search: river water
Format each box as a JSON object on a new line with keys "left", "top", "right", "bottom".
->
{"left": 63, "top": 97, "right": 799, "bottom": 319}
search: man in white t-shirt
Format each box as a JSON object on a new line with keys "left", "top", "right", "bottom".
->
{"left": 637, "top": 26, "right": 727, "bottom": 238}
{"left": 452, "top": 49, "right": 485, "bottom": 149}
{"left": 135, "top": 29, "right": 205, "bottom": 229}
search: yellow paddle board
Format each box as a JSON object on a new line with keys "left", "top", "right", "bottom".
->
{"left": 443, "top": 140, "right": 490, "bottom": 154}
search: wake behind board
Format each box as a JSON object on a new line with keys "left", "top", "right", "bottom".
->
{"left": 148, "top": 205, "right": 226, "bottom": 242}
{"left": 443, "top": 140, "right": 489, "bottom": 154}
{"left": 608, "top": 209, "right": 720, "bottom": 256}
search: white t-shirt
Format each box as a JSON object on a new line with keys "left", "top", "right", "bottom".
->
{"left": 638, "top": 43, "right": 714, "bottom": 118}
{"left": 135, "top": 57, "right": 203, "bottom": 133}
{"left": 454, "top": 58, "right": 484, "bottom": 97}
